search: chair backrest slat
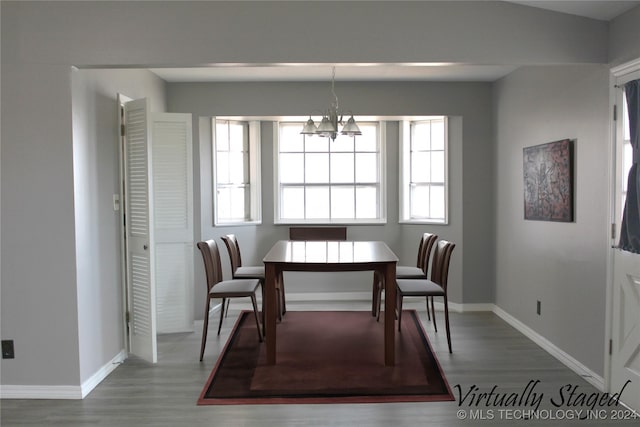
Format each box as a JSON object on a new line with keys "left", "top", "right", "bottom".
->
{"left": 289, "top": 226, "right": 347, "bottom": 241}
{"left": 197, "top": 240, "right": 223, "bottom": 291}
{"left": 220, "top": 234, "right": 242, "bottom": 273}
{"left": 429, "top": 240, "right": 455, "bottom": 291}
{"left": 418, "top": 232, "right": 438, "bottom": 273}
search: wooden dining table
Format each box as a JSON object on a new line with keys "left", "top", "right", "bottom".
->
{"left": 262, "top": 240, "right": 399, "bottom": 366}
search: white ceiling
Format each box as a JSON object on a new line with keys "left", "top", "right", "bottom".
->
{"left": 509, "top": 0, "right": 640, "bottom": 21}
{"left": 149, "top": 1, "right": 640, "bottom": 84}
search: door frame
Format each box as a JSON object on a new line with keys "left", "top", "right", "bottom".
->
{"left": 605, "top": 57, "right": 640, "bottom": 393}
{"left": 117, "top": 93, "right": 133, "bottom": 355}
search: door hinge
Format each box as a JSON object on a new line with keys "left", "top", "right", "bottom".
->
{"left": 121, "top": 124, "right": 126, "bottom": 137}
{"left": 609, "top": 339, "right": 613, "bottom": 355}
{"left": 611, "top": 223, "right": 617, "bottom": 240}
{"left": 613, "top": 104, "right": 617, "bottom": 121}
{"left": 126, "top": 311, "right": 130, "bottom": 323}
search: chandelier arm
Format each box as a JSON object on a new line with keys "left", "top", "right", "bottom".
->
{"left": 331, "top": 66, "right": 339, "bottom": 112}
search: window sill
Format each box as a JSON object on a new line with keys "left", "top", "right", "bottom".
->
{"left": 275, "top": 219, "right": 387, "bottom": 226}
{"left": 399, "top": 219, "right": 448, "bottom": 225}
{"left": 214, "top": 220, "right": 262, "bottom": 227}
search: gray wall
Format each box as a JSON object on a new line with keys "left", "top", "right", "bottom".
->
{"left": 0, "top": 0, "right": 628, "bottom": 390}
{"left": 167, "top": 82, "right": 483, "bottom": 316}
{"left": 71, "top": 70, "right": 166, "bottom": 383}
{"left": 493, "top": 65, "right": 610, "bottom": 376}
{"left": 609, "top": 5, "right": 640, "bottom": 66}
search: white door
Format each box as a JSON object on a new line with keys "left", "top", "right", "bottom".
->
{"left": 151, "top": 113, "right": 194, "bottom": 334}
{"left": 610, "top": 65, "right": 640, "bottom": 412}
{"left": 123, "top": 98, "right": 158, "bottom": 363}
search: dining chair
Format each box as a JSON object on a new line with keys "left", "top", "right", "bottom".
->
{"left": 220, "top": 234, "right": 286, "bottom": 320}
{"left": 372, "top": 232, "right": 438, "bottom": 320}
{"left": 396, "top": 239, "right": 456, "bottom": 353}
{"left": 196, "top": 239, "right": 263, "bottom": 361}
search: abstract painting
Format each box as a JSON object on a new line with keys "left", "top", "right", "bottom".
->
{"left": 523, "top": 139, "right": 574, "bottom": 222}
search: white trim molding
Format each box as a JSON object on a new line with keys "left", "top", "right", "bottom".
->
{"left": 493, "top": 306, "right": 604, "bottom": 391}
{"left": 0, "top": 350, "right": 127, "bottom": 400}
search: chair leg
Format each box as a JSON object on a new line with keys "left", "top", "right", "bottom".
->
{"left": 199, "top": 297, "right": 211, "bottom": 361}
{"left": 250, "top": 294, "right": 264, "bottom": 342}
{"left": 376, "top": 274, "right": 384, "bottom": 322}
{"left": 397, "top": 291, "right": 404, "bottom": 332}
{"left": 217, "top": 297, "right": 226, "bottom": 336}
{"left": 431, "top": 296, "right": 438, "bottom": 333}
{"left": 276, "top": 288, "right": 283, "bottom": 322}
{"left": 278, "top": 271, "right": 287, "bottom": 315}
{"left": 224, "top": 298, "right": 230, "bottom": 318}
{"left": 259, "top": 281, "right": 266, "bottom": 336}
{"left": 426, "top": 296, "right": 431, "bottom": 321}
{"left": 444, "top": 297, "right": 452, "bottom": 353}
{"left": 371, "top": 272, "right": 379, "bottom": 316}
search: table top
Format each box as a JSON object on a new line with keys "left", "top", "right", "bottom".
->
{"left": 263, "top": 240, "right": 398, "bottom": 264}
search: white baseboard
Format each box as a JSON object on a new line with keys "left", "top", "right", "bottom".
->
{"left": 0, "top": 350, "right": 127, "bottom": 400}
{"left": 284, "top": 291, "right": 373, "bottom": 302}
{"left": 80, "top": 349, "right": 127, "bottom": 398}
{"left": 492, "top": 306, "right": 604, "bottom": 391}
{"left": 0, "top": 384, "right": 83, "bottom": 400}
{"left": 3, "top": 295, "right": 604, "bottom": 399}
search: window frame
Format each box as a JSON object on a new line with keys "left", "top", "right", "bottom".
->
{"left": 212, "top": 118, "right": 262, "bottom": 226}
{"left": 273, "top": 119, "right": 387, "bottom": 225}
{"left": 399, "top": 116, "right": 449, "bottom": 224}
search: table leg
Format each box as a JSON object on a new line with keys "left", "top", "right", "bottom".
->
{"left": 265, "top": 263, "right": 278, "bottom": 364}
{"left": 383, "top": 262, "right": 396, "bottom": 366}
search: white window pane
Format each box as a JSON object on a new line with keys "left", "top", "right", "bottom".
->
{"left": 305, "top": 153, "right": 329, "bottom": 183}
{"left": 280, "top": 153, "right": 304, "bottom": 183}
{"left": 229, "top": 152, "right": 246, "bottom": 184}
{"left": 331, "top": 153, "right": 354, "bottom": 183}
{"left": 355, "top": 153, "right": 378, "bottom": 183}
{"left": 623, "top": 95, "right": 630, "bottom": 141}
{"left": 282, "top": 187, "right": 305, "bottom": 219}
{"left": 229, "top": 123, "right": 245, "bottom": 151}
{"left": 331, "top": 133, "right": 354, "bottom": 152}
{"left": 622, "top": 143, "right": 632, "bottom": 193}
{"left": 431, "top": 151, "right": 445, "bottom": 183}
{"left": 305, "top": 187, "right": 330, "bottom": 219}
{"left": 230, "top": 187, "right": 246, "bottom": 219}
{"left": 355, "top": 124, "right": 378, "bottom": 152}
{"left": 305, "top": 135, "right": 329, "bottom": 152}
{"left": 430, "top": 185, "right": 445, "bottom": 219}
{"left": 217, "top": 188, "right": 231, "bottom": 221}
{"left": 355, "top": 186, "right": 377, "bottom": 219}
{"left": 410, "top": 185, "right": 430, "bottom": 218}
{"left": 331, "top": 186, "right": 355, "bottom": 218}
{"left": 277, "top": 121, "right": 382, "bottom": 223}
{"left": 412, "top": 122, "right": 430, "bottom": 151}
{"left": 216, "top": 152, "right": 229, "bottom": 183}
{"left": 411, "top": 152, "right": 431, "bottom": 182}
{"left": 280, "top": 124, "right": 304, "bottom": 152}
{"left": 431, "top": 119, "right": 445, "bottom": 150}
{"left": 216, "top": 122, "right": 229, "bottom": 150}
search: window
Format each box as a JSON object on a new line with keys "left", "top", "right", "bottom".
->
{"left": 213, "top": 119, "right": 261, "bottom": 225}
{"left": 400, "top": 117, "right": 448, "bottom": 223}
{"left": 620, "top": 92, "right": 632, "bottom": 220}
{"left": 275, "top": 120, "right": 385, "bottom": 223}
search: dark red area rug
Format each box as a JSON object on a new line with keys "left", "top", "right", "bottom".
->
{"left": 198, "top": 310, "right": 454, "bottom": 405}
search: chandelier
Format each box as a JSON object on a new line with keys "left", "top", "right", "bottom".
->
{"left": 300, "top": 67, "right": 361, "bottom": 141}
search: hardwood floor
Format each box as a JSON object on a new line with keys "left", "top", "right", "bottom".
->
{"left": 2, "top": 300, "right": 639, "bottom": 426}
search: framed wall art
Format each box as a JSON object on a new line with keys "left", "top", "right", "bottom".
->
{"left": 523, "top": 139, "right": 574, "bottom": 222}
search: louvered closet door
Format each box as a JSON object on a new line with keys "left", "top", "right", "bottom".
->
{"left": 151, "top": 113, "right": 194, "bottom": 334}
{"left": 124, "top": 98, "right": 157, "bottom": 363}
